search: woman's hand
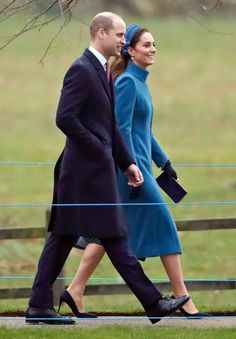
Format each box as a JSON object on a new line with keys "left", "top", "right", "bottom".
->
{"left": 162, "top": 160, "right": 178, "bottom": 181}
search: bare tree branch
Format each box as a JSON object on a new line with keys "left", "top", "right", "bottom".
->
{"left": 38, "top": 0, "right": 80, "bottom": 65}
{"left": 201, "top": 0, "right": 223, "bottom": 12}
{"left": 38, "top": 0, "right": 80, "bottom": 64}
{"left": 0, "top": 0, "right": 81, "bottom": 63}
{"left": 0, "top": 0, "right": 16, "bottom": 14}
{"left": 2, "top": 0, "right": 35, "bottom": 13}
{"left": 38, "top": 20, "right": 66, "bottom": 66}
{"left": 61, "top": 0, "right": 74, "bottom": 11}
{"left": 171, "top": 0, "right": 233, "bottom": 35}
{"left": 1, "top": 0, "right": 36, "bottom": 22}
{"left": 0, "top": 1, "right": 58, "bottom": 49}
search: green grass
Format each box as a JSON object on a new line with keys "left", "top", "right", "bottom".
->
{"left": 0, "top": 326, "right": 236, "bottom": 339}
{"left": 0, "top": 16, "right": 236, "bottom": 314}
{"left": 1, "top": 17, "right": 236, "bottom": 222}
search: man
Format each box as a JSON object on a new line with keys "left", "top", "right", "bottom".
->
{"left": 26, "top": 12, "right": 189, "bottom": 325}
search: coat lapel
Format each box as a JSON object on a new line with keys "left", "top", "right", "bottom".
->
{"left": 109, "top": 80, "right": 115, "bottom": 106}
{"left": 83, "top": 49, "right": 112, "bottom": 102}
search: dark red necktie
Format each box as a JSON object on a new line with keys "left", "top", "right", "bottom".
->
{"left": 105, "top": 62, "right": 110, "bottom": 83}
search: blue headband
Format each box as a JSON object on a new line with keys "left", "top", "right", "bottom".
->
{"left": 121, "top": 23, "right": 143, "bottom": 56}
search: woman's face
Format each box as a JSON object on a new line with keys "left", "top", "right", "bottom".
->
{"left": 129, "top": 32, "right": 156, "bottom": 69}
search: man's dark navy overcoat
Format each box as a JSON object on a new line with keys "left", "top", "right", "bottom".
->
{"left": 48, "top": 49, "right": 134, "bottom": 237}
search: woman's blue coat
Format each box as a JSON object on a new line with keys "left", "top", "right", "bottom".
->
{"left": 115, "top": 62, "right": 181, "bottom": 258}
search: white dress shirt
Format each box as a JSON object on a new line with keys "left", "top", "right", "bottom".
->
{"left": 89, "top": 46, "right": 107, "bottom": 71}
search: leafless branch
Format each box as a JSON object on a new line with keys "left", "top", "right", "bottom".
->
{"left": 38, "top": 0, "right": 80, "bottom": 64}
{"left": 38, "top": 21, "right": 66, "bottom": 66}
{"left": 201, "top": 0, "right": 223, "bottom": 12}
{"left": 0, "top": 0, "right": 81, "bottom": 62}
{"left": 0, "top": 0, "right": 16, "bottom": 14}
{"left": 1, "top": 0, "right": 36, "bottom": 22}
{"left": 0, "top": 1, "right": 58, "bottom": 49}
{"left": 171, "top": 0, "right": 233, "bottom": 35}
{"left": 2, "top": 0, "right": 35, "bottom": 14}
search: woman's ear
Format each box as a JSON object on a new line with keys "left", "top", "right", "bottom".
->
{"left": 128, "top": 47, "right": 134, "bottom": 60}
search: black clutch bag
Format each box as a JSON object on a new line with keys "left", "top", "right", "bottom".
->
{"left": 156, "top": 172, "right": 187, "bottom": 203}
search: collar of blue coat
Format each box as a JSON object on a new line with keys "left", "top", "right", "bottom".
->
{"left": 126, "top": 61, "right": 149, "bottom": 82}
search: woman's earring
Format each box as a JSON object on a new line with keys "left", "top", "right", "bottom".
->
{"left": 130, "top": 55, "right": 134, "bottom": 60}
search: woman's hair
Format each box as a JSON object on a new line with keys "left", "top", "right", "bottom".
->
{"left": 111, "top": 28, "right": 148, "bottom": 80}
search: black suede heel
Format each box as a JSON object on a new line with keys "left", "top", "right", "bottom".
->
{"left": 58, "top": 290, "right": 97, "bottom": 318}
{"left": 171, "top": 295, "right": 210, "bottom": 319}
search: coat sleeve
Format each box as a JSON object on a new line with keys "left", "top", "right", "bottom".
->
{"left": 114, "top": 124, "right": 135, "bottom": 172}
{"left": 115, "top": 76, "right": 138, "bottom": 166}
{"left": 56, "top": 63, "right": 104, "bottom": 156}
{"left": 151, "top": 132, "right": 168, "bottom": 168}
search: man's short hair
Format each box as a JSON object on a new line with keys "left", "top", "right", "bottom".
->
{"left": 90, "top": 12, "right": 120, "bottom": 39}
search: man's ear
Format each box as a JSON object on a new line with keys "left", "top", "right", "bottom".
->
{"left": 97, "top": 28, "right": 106, "bottom": 40}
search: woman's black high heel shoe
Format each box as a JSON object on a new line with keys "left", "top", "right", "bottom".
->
{"left": 179, "top": 306, "right": 211, "bottom": 319}
{"left": 171, "top": 295, "right": 210, "bottom": 319}
{"left": 58, "top": 290, "right": 98, "bottom": 318}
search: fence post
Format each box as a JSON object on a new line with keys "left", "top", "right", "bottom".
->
{"left": 45, "top": 210, "right": 65, "bottom": 306}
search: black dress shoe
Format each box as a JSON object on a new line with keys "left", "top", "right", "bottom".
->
{"left": 25, "top": 307, "right": 75, "bottom": 325}
{"left": 59, "top": 290, "right": 97, "bottom": 318}
{"left": 146, "top": 295, "right": 190, "bottom": 324}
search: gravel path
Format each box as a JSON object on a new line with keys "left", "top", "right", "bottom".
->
{"left": 1, "top": 316, "right": 236, "bottom": 329}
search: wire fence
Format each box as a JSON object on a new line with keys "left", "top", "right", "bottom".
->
{"left": 0, "top": 161, "right": 235, "bottom": 319}
{"left": 1, "top": 161, "right": 236, "bottom": 167}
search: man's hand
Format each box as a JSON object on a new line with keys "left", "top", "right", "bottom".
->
{"left": 126, "top": 164, "right": 144, "bottom": 187}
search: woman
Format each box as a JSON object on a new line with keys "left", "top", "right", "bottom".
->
{"left": 61, "top": 24, "right": 209, "bottom": 318}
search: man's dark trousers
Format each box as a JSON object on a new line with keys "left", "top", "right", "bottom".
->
{"left": 29, "top": 233, "right": 77, "bottom": 308}
{"left": 29, "top": 233, "right": 161, "bottom": 310}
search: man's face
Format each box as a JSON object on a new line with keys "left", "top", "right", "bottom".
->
{"left": 103, "top": 17, "right": 126, "bottom": 58}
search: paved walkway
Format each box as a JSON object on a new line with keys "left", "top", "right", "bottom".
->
{"left": 1, "top": 316, "right": 236, "bottom": 328}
